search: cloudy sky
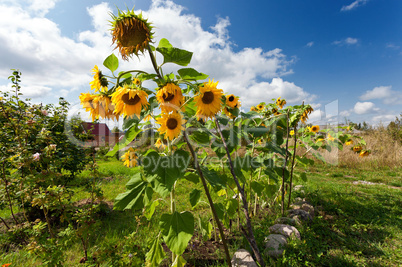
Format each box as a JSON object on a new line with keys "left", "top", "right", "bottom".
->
{"left": 0, "top": 0, "right": 401, "bottom": 126}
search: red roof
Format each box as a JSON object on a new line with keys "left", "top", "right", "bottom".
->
{"left": 82, "top": 122, "right": 112, "bottom": 136}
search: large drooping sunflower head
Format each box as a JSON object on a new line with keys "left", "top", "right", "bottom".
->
{"left": 195, "top": 79, "right": 223, "bottom": 120}
{"left": 156, "top": 83, "right": 183, "bottom": 112}
{"left": 111, "top": 84, "right": 149, "bottom": 119}
{"left": 90, "top": 65, "right": 108, "bottom": 92}
{"left": 301, "top": 106, "right": 314, "bottom": 123}
{"left": 110, "top": 8, "right": 154, "bottom": 60}
{"left": 225, "top": 94, "right": 241, "bottom": 109}
{"left": 121, "top": 147, "right": 138, "bottom": 167}
{"left": 359, "top": 150, "right": 370, "bottom": 157}
{"left": 353, "top": 145, "right": 362, "bottom": 152}
{"left": 156, "top": 112, "right": 185, "bottom": 140}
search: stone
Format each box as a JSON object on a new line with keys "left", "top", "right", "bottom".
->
{"left": 287, "top": 209, "right": 313, "bottom": 222}
{"left": 264, "top": 234, "right": 287, "bottom": 258}
{"left": 301, "top": 203, "right": 315, "bottom": 217}
{"left": 231, "top": 249, "right": 258, "bottom": 267}
{"left": 274, "top": 216, "right": 301, "bottom": 227}
{"left": 269, "top": 224, "right": 301, "bottom": 240}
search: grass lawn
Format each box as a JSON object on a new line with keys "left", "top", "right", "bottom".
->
{"left": 1, "top": 157, "right": 401, "bottom": 266}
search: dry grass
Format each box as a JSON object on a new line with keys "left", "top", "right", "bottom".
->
{"left": 322, "top": 127, "right": 401, "bottom": 169}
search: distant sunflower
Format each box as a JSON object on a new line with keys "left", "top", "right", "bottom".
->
{"left": 353, "top": 145, "right": 362, "bottom": 152}
{"left": 110, "top": 8, "right": 154, "bottom": 60}
{"left": 225, "top": 94, "right": 240, "bottom": 109}
{"left": 257, "top": 104, "right": 265, "bottom": 111}
{"left": 155, "top": 138, "right": 165, "bottom": 149}
{"left": 327, "top": 133, "right": 335, "bottom": 142}
{"left": 310, "top": 125, "right": 320, "bottom": 133}
{"left": 121, "top": 147, "right": 137, "bottom": 168}
{"left": 195, "top": 79, "right": 223, "bottom": 119}
{"left": 156, "top": 83, "right": 183, "bottom": 112}
{"left": 290, "top": 130, "right": 295, "bottom": 136}
{"left": 272, "top": 108, "right": 281, "bottom": 116}
{"left": 156, "top": 112, "right": 185, "bottom": 140}
{"left": 359, "top": 150, "right": 370, "bottom": 157}
{"left": 250, "top": 106, "right": 257, "bottom": 112}
{"left": 316, "top": 137, "right": 325, "bottom": 143}
{"left": 111, "top": 84, "right": 149, "bottom": 119}
{"left": 90, "top": 65, "right": 108, "bottom": 92}
{"left": 276, "top": 97, "right": 286, "bottom": 109}
{"left": 345, "top": 140, "right": 353, "bottom": 146}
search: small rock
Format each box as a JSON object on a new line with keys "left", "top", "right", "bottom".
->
{"left": 269, "top": 224, "right": 301, "bottom": 240}
{"left": 287, "top": 209, "right": 313, "bottom": 222}
{"left": 301, "top": 203, "right": 315, "bottom": 217}
{"left": 293, "top": 185, "right": 304, "bottom": 192}
{"left": 231, "top": 249, "right": 258, "bottom": 267}
{"left": 264, "top": 234, "right": 288, "bottom": 258}
{"left": 274, "top": 217, "right": 301, "bottom": 226}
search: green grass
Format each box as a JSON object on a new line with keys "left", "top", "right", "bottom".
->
{"left": 1, "top": 158, "right": 401, "bottom": 266}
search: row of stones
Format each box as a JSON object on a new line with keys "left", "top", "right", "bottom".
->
{"left": 231, "top": 185, "right": 314, "bottom": 266}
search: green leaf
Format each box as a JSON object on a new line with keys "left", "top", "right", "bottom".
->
{"left": 157, "top": 38, "right": 173, "bottom": 49}
{"left": 156, "top": 46, "right": 193, "bottom": 66}
{"left": 145, "top": 200, "right": 159, "bottom": 221}
{"left": 106, "top": 125, "right": 142, "bottom": 156}
{"left": 160, "top": 211, "right": 194, "bottom": 255}
{"left": 103, "top": 53, "right": 119, "bottom": 72}
{"left": 199, "top": 217, "right": 213, "bottom": 241}
{"left": 251, "top": 181, "right": 265, "bottom": 196}
{"left": 300, "top": 172, "right": 307, "bottom": 182}
{"left": 177, "top": 68, "right": 209, "bottom": 80}
{"left": 200, "top": 166, "right": 227, "bottom": 190}
{"left": 172, "top": 255, "right": 187, "bottom": 267}
{"left": 190, "top": 130, "right": 210, "bottom": 146}
{"left": 184, "top": 172, "right": 200, "bottom": 184}
{"left": 114, "top": 177, "right": 148, "bottom": 211}
{"left": 189, "top": 189, "right": 201, "bottom": 208}
{"left": 146, "top": 237, "right": 165, "bottom": 267}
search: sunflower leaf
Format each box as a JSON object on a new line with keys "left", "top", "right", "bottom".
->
{"left": 178, "top": 68, "right": 209, "bottom": 80}
{"left": 157, "top": 47, "right": 193, "bottom": 66}
{"left": 103, "top": 53, "right": 119, "bottom": 73}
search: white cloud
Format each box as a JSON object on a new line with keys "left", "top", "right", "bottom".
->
{"left": 341, "top": 0, "right": 368, "bottom": 12}
{"left": 360, "top": 85, "right": 402, "bottom": 105}
{"left": 1, "top": 0, "right": 309, "bottom": 108}
{"left": 333, "top": 37, "right": 359, "bottom": 46}
{"left": 353, "top": 101, "right": 379, "bottom": 114}
{"left": 372, "top": 114, "right": 398, "bottom": 125}
{"left": 306, "top": 42, "right": 314, "bottom": 48}
{"left": 386, "top": 43, "right": 400, "bottom": 50}
{"left": 340, "top": 110, "right": 351, "bottom": 117}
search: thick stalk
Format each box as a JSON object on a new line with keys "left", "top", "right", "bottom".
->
{"left": 287, "top": 125, "right": 298, "bottom": 209}
{"left": 214, "top": 116, "right": 265, "bottom": 267}
{"left": 281, "top": 111, "right": 291, "bottom": 216}
{"left": 2, "top": 163, "right": 19, "bottom": 225}
{"left": 0, "top": 216, "right": 10, "bottom": 230}
{"left": 147, "top": 45, "right": 164, "bottom": 81}
{"left": 183, "top": 131, "right": 232, "bottom": 267}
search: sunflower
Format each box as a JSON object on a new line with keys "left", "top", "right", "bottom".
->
{"left": 111, "top": 84, "right": 149, "bottom": 119}
{"left": 155, "top": 138, "right": 166, "bottom": 149}
{"left": 327, "top": 133, "right": 335, "bottom": 142}
{"left": 156, "top": 83, "right": 183, "bottom": 112}
{"left": 110, "top": 8, "right": 154, "bottom": 60}
{"left": 276, "top": 97, "right": 286, "bottom": 109}
{"left": 301, "top": 106, "right": 314, "bottom": 123}
{"left": 156, "top": 112, "right": 185, "bottom": 140}
{"left": 195, "top": 79, "right": 223, "bottom": 119}
{"left": 359, "top": 150, "right": 370, "bottom": 157}
{"left": 310, "top": 125, "right": 320, "bottom": 133}
{"left": 316, "top": 137, "right": 324, "bottom": 143}
{"left": 345, "top": 140, "right": 353, "bottom": 146}
{"left": 290, "top": 130, "right": 295, "bottom": 136}
{"left": 90, "top": 65, "right": 108, "bottom": 92}
{"left": 353, "top": 145, "right": 362, "bottom": 152}
{"left": 223, "top": 107, "right": 236, "bottom": 119}
{"left": 121, "top": 147, "right": 137, "bottom": 167}
{"left": 80, "top": 93, "right": 115, "bottom": 121}
{"left": 250, "top": 106, "right": 257, "bottom": 112}
{"left": 272, "top": 108, "right": 280, "bottom": 116}
{"left": 225, "top": 94, "right": 241, "bottom": 109}
{"left": 256, "top": 103, "right": 265, "bottom": 111}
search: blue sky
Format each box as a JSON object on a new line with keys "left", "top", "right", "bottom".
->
{"left": 0, "top": 0, "right": 401, "bottom": 126}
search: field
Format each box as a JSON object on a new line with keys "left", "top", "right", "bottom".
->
{"left": 1, "top": 127, "right": 401, "bottom": 266}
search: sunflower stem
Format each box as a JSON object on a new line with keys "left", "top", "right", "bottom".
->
{"left": 182, "top": 130, "right": 232, "bottom": 267}
{"left": 281, "top": 110, "right": 291, "bottom": 216}
{"left": 214, "top": 116, "right": 265, "bottom": 267}
{"left": 288, "top": 124, "right": 298, "bottom": 209}
{"left": 147, "top": 45, "right": 164, "bottom": 81}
